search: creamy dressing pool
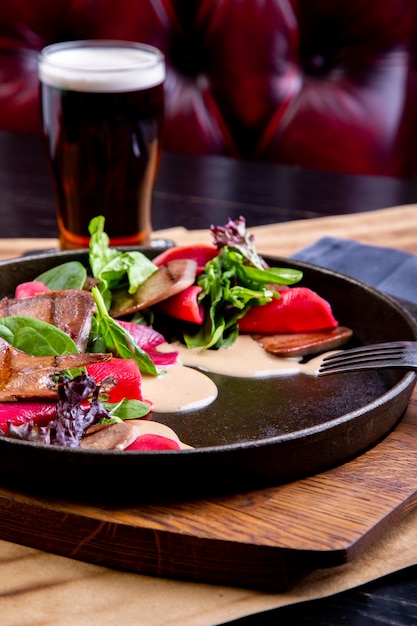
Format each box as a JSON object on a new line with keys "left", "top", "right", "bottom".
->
{"left": 141, "top": 363, "right": 218, "bottom": 413}
{"left": 142, "top": 335, "right": 327, "bottom": 413}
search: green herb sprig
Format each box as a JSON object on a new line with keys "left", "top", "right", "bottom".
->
{"left": 89, "top": 216, "right": 157, "bottom": 309}
{"left": 91, "top": 287, "right": 157, "bottom": 375}
{"left": 184, "top": 218, "right": 303, "bottom": 350}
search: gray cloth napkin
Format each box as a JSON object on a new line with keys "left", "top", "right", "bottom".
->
{"left": 291, "top": 237, "right": 417, "bottom": 306}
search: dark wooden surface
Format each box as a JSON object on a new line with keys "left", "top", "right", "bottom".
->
{"left": 2, "top": 130, "right": 417, "bottom": 239}
{"left": 230, "top": 567, "right": 417, "bottom": 626}
{"left": 1, "top": 390, "right": 417, "bottom": 593}
{"left": 1, "top": 129, "right": 417, "bottom": 625}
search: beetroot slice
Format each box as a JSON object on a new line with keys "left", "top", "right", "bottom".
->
{"left": 126, "top": 433, "right": 181, "bottom": 451}
{"left": 15, "top": 281, "right": 50, "bottom": 298}
{"left": 152, "top": 244, "right": 218, "bottom": 273}
{"left": 238, "top": 287, "right": 338, "bottom": 333}
{"left": 0, "top": 402, "right": 56, "bottom": 430}
{"left": 157, "top": 285, "right": 204, "bottom": 324}
{"left": 117, "top": 320, "right": 178, "bottom": 366}
{"left": 86, "top": 358, "right": 143, "bottom": 402}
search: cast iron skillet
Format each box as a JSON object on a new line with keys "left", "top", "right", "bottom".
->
{"left": 0, "top": 248, "right": 416, "bottom": 503}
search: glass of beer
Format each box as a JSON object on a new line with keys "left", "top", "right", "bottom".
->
{"left": 38, "top": 40, "right": 165, "bottom": 249}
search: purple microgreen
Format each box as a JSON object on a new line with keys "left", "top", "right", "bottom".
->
{"left": 4, "top": 373, "right": 114, "bottom": 448}
{"left": 52, "top": 373, "right": 112, "bottom": 447}
{"left": 210, "top": 216, "right": 267, "bottom": 270}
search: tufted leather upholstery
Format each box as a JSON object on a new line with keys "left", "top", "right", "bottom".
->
{"left": 0, "top": 0, "right": 416, "bottom": 177}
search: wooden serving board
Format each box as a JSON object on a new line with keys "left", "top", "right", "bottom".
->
{"left": 0, "top": 386, "right": 416, "bottom": 591}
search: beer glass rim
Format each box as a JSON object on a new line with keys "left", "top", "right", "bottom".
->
{"left": 39, "top": 39, "right": 164, "bottom": 70}
{"left": 38, "top": 40, "right": 165, "bottom": 92}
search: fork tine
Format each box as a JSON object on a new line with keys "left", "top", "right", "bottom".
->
{"left": 319, "top": 362, "right": 397, "bottom": 375}
{"left": 321, "top": 341, "right": 406, "bottom": 363}
{"left": 318, "top": 341, "right": 410, "bottom": 376}
{"left": 321, "top": 349, "right": 404, "bottom": 367}
{"left": 321, "top": 354, "right": 404, "bottom": 368}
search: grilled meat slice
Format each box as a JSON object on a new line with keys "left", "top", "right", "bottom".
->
{"left": 110, "top": 259, "right": 197, "bottom": 317}
{"left": 0, "top": 290, "right": 96, "bottom": 352}
{"left": 253, "top": 326, "right": 353, "bottom": 357}
{"left": 0, "top": 337, "right": 111, "bottom": 401}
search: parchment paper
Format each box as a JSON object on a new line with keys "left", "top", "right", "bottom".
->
{"left": 0, "top": 204, "right": 416, "bottom": 626}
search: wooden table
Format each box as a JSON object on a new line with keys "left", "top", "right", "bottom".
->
{"left": 2, "top": 129, "right": 417, "bottom": 240}
{"left": 0, "top": 130, "right": 417, "bottom": 625}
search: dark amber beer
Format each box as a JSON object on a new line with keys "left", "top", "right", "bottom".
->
{"left": 38, "top": 41, "right": 165, "bottom": 249}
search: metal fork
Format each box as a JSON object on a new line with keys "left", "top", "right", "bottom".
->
{"left": 318, "top": 341, "right": 417, "bottom": 376}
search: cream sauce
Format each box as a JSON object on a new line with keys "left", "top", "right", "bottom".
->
{"left": 142, "top": 335, "right": 329, "bottom": 413}
{"left": 141, "top": 362, "right": 218, "bottom": 413}
{"left": 161, "top": 335, "right": 326, "bottom": 378}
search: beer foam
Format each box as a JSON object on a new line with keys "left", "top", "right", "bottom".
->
{"left": 39, "top": 45, "right": 165, "bottom": 93}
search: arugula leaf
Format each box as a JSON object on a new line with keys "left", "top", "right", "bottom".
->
{"left": 36, "top": 261, "right": 87, "bottom": 290}
{"left": 236, "top": 264, "right": 303, "bottom": 287}
{"left": 89, "top": 216, "right": 157, "bottom": 309}
{"left": 91, "top": 287, "right": 157, "bottom": 375}
{"left": 184, "top": 246, "right": 302, "bottom": 350}
{"left": 0, "top": 316, "right": 79, "bottom": 355}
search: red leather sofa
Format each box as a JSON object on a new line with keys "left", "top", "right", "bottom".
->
{"left": 0, "top": 0, "right": 416, "bottom": 177}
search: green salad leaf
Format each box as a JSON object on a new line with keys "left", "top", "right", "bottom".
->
{"left": 101, "top": 398, "right": 151, "bottom": 422}
{"left": 184, "top": 244, "right": 303, "bottom": 350}
{"left": 0, "top": 316, "right": 78, "bottom": 355}
{"left": 211, "top": 216, "right": 267, "bottom": 270}
{"left": 89, "top": 216, "right": 157, "bottom": 309}
{"left": 36, "top": 261, "right": 87, "bottom": 290}
{"left": 91, "top": 287, "right": 157, "bottom": 375}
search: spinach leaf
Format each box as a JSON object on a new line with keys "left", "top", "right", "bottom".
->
{"left": 91, "top": 287, "right": 157, "bottom": 375}
{"left": 185, "top": 246, "right": 302, "bottom": 350}
{"left": 88, "top": 216, "right": 120, "bottom": 279}
{"left": 103, "top": 398, "right": 151, "bottom": 420}
{"left": 36, "top": 261, "right": 87, "bottom": 290}
{"left": 97, "top": 250, "right": 157, "bottom": 293}
{"left": 0, "top": 316, "right": 78, "bottom": 355}
{"left": 89, "top": 216, "right": 157, "bottom": 309}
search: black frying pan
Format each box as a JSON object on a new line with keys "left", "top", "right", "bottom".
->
{"left": 0, "top": 248, "right": 415, "bottom": 502}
